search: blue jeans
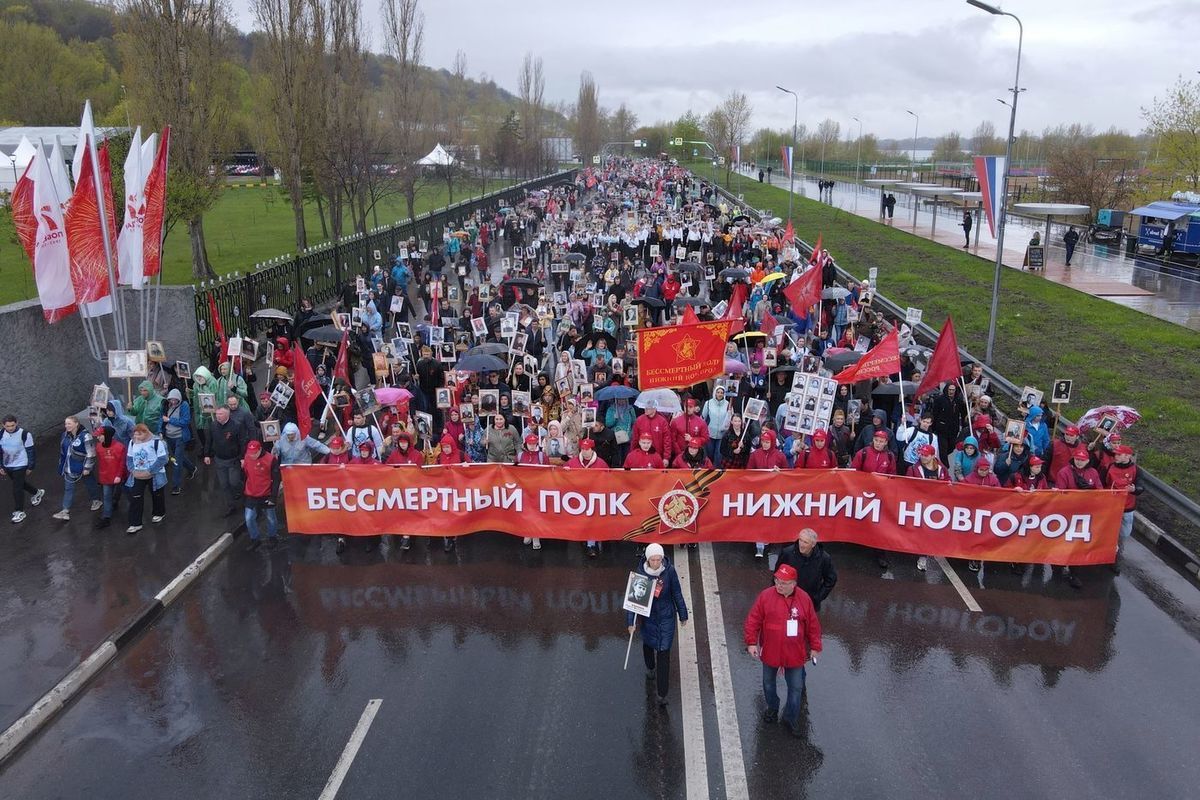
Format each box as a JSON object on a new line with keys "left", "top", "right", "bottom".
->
{"left": 1117, "top": 510, "right": 1134, "bottom": 556}
{"left": 245, "top": 504, "right": 278, "bottom": 541}
{"left": 762, "top": 664, "right": 806, "bottom": 726}
{"left": 61, "top": 472, "right": 99, "bottom": 510}
{"left": 101, "top": 483, "right": 123, "bottom": 519}
{"left": 167, "top": 437, "right": 194, "bottom": 489}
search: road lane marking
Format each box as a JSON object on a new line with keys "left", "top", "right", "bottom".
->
{"left": 935, "top": 556, "right": 983, "bottom": 612}
{"left": 318, "top": 699, "right": 382, "bottom": 800}
{"left": 672, "top": 548, "right": 710, "bottom": 800}
{"left": 698, "top": 543, "right": 750, "bottom": 800}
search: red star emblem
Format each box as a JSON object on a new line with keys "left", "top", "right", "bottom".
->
{"left": 648, "top": 480, "right": 708, "bottom": 536}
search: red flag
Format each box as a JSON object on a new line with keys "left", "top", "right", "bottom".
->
{"left": 334, "top": 327, "right": 351, "bottom": 385}
{"left": 783, "top": 265, "right": 822, "bottom": 314}
{"left": 681, "top": 304, "right": 700, "bottom": 325}
{"left": 11, "top": 162, "right": 35, "bottom": 262}
{"left": 291, "top": 342, "right": 321, "bottom": 439}
{"left": 835, "top": 329, "right": 900, "bottom": 384}
{"left": 64, "top": 138, "right": 116, "bottom": 307}
{"left": 142, "top": 127, "right": 170, "bottom": 278}
{"left": 915, "top": 316, "right": 962, "bottom": 398}
{"left": 808, "top": 233, "right": 823, "bottom": 264}
{"left": 760, "top": 310, "right": 779, "bottom": 338}
{"left": 783, "top": 220, "right": 795, "bottom": 246}
{"left": 636, "top": 319, "right": 733, "bottom": 390}
{"left": 206, "top": 291, "right": 228, "bottom": 359}
{"left": 723, "top": 283, "right": 748, "bottom": 335}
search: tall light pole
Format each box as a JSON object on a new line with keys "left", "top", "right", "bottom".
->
{"left": 905, "top": 109, "right": 919, "bottom": 180}
{"left": 851, "top": 116, "right": 863, "bottom": 212}
{"left": 969, "top": 0, "right": 1023, "bottom": 366}
{"left": 777, "top": 85, "right": 799, "bottom": 222}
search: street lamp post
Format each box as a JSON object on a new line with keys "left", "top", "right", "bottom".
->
{"left": 969, "top": 0, "right": 1024, "bottom": 366}
{"left": 776, "top": 85, "right": 799, "bottom": 221}
{"left": 851, "top": 116, "right": 863, "bottom": 212}
{"left": 905, "top": 109, "right": 919, "bottom": 181}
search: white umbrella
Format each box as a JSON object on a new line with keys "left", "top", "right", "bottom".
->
{"left": 635, "top": 389, "right": 682, "bottom": 414}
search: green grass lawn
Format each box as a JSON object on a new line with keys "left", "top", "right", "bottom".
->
{"left": 732, "top": 178, "right": 1200, "bottom": 504}
{"left": 0, "top": 175, "right": 514, "bottom": 305}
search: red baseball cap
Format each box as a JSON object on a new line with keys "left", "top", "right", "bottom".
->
{"left": 524, "top": 434, "right": 539, "bottom": 447}
{"left": 579, "top": 438, "right": 596, "bottom": 450}
{"left": 1115, "top": 445, "right": 1134, "bottom": 456}
{"left": 1064, "top": 426, "right": 1080, "bottom": 436}
{"left": 761, "top": 430, "right": 777, "bottom": 444}
{"left": 1072, "top": 447, "right": 1090, "bottom": 460}
{"left": 774, "top": 564, "right": 798, "bottom": 581}
{"left": 246, "top": 440, "right": 262, "bottom": 455}
{"left": 812, "top": 429, "right": 828, "bottom": 442}
{"left": 918, "top": 444, "right": 936, "bottom": 457}
{"left": 873, "top": 429, "right": 890, "bottom": 440}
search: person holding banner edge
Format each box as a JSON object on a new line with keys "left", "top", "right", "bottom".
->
{"left": 625, "top": 543, "right": 688, "bottom": 708}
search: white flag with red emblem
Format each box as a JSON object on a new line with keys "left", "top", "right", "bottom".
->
{"left": 30, "top": 144, "right": 78, "bottom": 323}
{"left": 117, "top": 126, "right": 146, "bottom": 287}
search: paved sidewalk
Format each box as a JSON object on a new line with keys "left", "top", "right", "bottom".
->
{"left": 0, "top": 435, "right": 235, "bottom": 732}
{"left": 748, "top": 169, "right": 1200, "bottom": 332}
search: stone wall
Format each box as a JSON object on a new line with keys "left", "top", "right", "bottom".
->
{"left": 0, "top": 287, "right": 200, "bottom": 435}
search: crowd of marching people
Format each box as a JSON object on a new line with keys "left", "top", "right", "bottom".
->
{"left": 2, "top": 159, "right": 1140, "bottom": 589}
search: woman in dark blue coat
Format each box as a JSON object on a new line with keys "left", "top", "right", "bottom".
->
{"left": 625, "top": 543, "right": 689, "bottom": 707}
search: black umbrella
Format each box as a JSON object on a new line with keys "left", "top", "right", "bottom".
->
{"left": 769, "top": 365, "right": 800, "bottom": 375}
{"left": 565, "top": 253, "right": 587, "bottom": 264}
{"left": 633, "top": 296, "right": 666, "bottom": 309}
{"left": 250, "top": 307, "right": 293, "bottom": 322}
{"left": 731, "top": 213, "right": 751, "bottom": 222}
{"left": 296, "top": 316, "right": 331, "bottom": 339}
{"left": 676, "top": 261, "right": 703, "bottom": 274}
{"left": 501, "top": 277, "right": 541, "bottom": 289}
{"left": 456, "top": 353, "right": 509, "bottom": 373}
{"left": 871, "top": 381, "right": 920, "bottom": 397}
{"left": 673, "top": 296, "right": 706, "bottom": 307}
{"left": 823, "top": 351, "right": 863, "bottom": 371}
{"left": 304, "top": 325, "right": 345, "bottom": 344}
{"left": 719, "top": 268, "right": 749, "bottom": 280}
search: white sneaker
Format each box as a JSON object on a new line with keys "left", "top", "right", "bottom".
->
{"left": 90, "top": 500, "right": 103, "bottom": 512}
{"left": 523, "top": 537, "right": 532, "bottom": 545}
{"left": 916, "top": 556, "right": 928, "bottom": 572}
{"left": 31, "top": 489, "right": 45, "bottom": 506}
{"left": 11, "top": 511, "right": 25, "bottom": 524}
{"left": 52, "top": 510, "right": 70, "bottom": 521}
{"left": 151, "top": 515, "right": 165, "bottom": 524}
{"left": 532, "top": 539, "right": 542, "bottom": 550}
{"left": 126, "top": 525, "right": 143, "bottom": 534}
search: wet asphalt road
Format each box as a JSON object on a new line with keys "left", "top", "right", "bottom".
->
{"left": 2, "top": 524, "right": 1198, "bottom": 800}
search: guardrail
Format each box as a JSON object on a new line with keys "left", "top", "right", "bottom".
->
{"left": 712, "top": 182, "right": 1200, "bottom": 548}
{"left": 193, "top": 169, "right": 578, "bottom": 357}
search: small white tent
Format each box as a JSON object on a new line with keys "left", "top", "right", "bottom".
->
{"left": 416, "top": 143, "right": 455, "bottom": 167}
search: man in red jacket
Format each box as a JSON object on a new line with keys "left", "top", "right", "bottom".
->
{"left": 669, "top": 398, "right": 710, "bottom": 456}
{"left": 1103, "top": 444, "right": 1142, "bottom": 572}
{"left": 798, "top": 430, "right": 837, "bottom": 469}
{"left": 747, "top": 430, "right": 788, "bottom": 470}
{"left": 93, "top": 426, "right": 127, "bottom": 529}
{"left": 906, "top": 443, "right": 949, "bottom": 572}
{"left": 1050, "top": 425, "right": 1082, "bottom": 475}
{"left": 744, "top": 563, "right": 822, "bottom": 738}
{"left": 852, "top": 429, "right": 897, "bottom": 475}
{"left": 241, "top": 440, "right": 281, "bottom": 551}
{"left": 632, "top": 405, "right": 672, "bottom": 464}
{"left": 567, "top": 438, "right": 609, "bottom": 557}
{"left": 1053, "top": 447, "right": 1102, "bottom": 589}
{"left": 624, "top": 432, "right": 667, "bottom": 469}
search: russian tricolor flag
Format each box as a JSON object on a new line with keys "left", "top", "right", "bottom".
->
{"left": 780, "top": 145, "right": 793, "bottom": 178}
{"left": 974, "top": 156, "right": 1006, "bottom": 237}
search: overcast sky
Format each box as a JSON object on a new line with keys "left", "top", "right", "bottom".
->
{"left": 228, "top": 0, "right": 1200, "bottom": 142}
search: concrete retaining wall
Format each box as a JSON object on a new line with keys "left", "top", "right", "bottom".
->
{"left": 0, "top": 287, "right": 200, "bottom": 436}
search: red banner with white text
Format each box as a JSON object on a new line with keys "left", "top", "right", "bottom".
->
{"left": 281, "top": 465, "right": 1123, "bottom": 565}
{"left": 636, "top": 319, "right": 732, "bottom": 390}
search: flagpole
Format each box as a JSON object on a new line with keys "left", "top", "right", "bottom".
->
{"left": 85, "top": 119, "right": 127, "bottom": 351}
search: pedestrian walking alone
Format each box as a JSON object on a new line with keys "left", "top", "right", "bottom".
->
{"left": 744, "top": 563, "right": 822, "bottom": 738}
{"left": 1064, "top": 226, "right": 1079, "bottom": 266}
{"left": 962, "top": 209, "right": 973, "bottom": 248}
{"left": 625, "top": 543, "right": 689, "bottom": 708}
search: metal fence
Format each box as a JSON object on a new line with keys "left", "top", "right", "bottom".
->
{"left": 193, "top": 169, "right": 578, "bottom": 356}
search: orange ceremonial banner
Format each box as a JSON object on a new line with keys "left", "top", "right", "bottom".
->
{"left": 636, "top": 319, "right": 732, "bottom": 390}
{"left": 281, "top": 465, "right": 1124, "bottom": 566}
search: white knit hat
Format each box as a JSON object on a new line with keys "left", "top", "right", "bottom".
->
{"left": 645, "top": 543, "right": 665, "bottom": 559}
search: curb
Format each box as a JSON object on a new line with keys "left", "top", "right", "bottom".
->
{"left": 0, "top": 526, "right": 241, "bottom": 768}
{"left": 1134, "top": 513, "right": 1200, "bottom": 585}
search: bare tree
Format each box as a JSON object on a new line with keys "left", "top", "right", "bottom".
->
{"left": 381, "top": 0, "right": 430, "bottom": 220}
{"left": 253, "top": 0, "right": 320, "bottom": 250}
{"left": 971, "top": 120, "right": 1002, "bottom": 155}
{"left": 933, "top": 131, "right": 963, "bottom": 162}
{"left": 1044, "top": 124, "right": 1142, "bottom": 214}
{"left": 440, "top": 49, "right": 469, "bottom": 202}
{"left": 118, "top": 0, "right": 234, "bottom": 280}
{"left": 574, "top": 71, "right": 601, "bottom": 165}
{"left": 711, "top": 91, "right": 752, "bottom": 188}
{"left": 518, "top": 52, "right": 547, "bottom": 177}
{"left": 610, "top": 103, "right": 638, "bottom": 153}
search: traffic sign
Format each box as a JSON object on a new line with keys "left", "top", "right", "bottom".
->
{"left": 592, "top": 155, "right": 601, "bottom": 165}
{"left": 634, "top": 139, "right": 643, "bottom": 147}
{"left": 673, "top": 137, "right": 683, "bottom": 146}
